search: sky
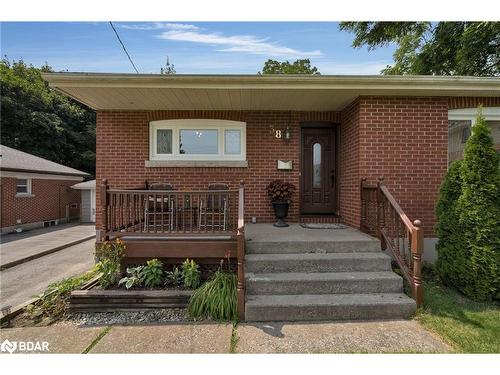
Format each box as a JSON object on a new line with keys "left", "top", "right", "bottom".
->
{"left": 0, "top": 22, "right": 396, "bottom": 75}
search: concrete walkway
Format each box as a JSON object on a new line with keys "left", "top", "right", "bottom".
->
{"left": 0, "top": 239, "right": 95, "bottom": 310}
{"left": 235, "top": 321, "right": 450, "bottom": 353}
{"left": 0, "top": 320, "right": 450, "bottom": 354}
{"left": 0, "top": 224, "right": 95, "bottom": 270}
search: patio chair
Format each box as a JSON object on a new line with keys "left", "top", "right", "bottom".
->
{"left": 199, "top": 183, "right": 229, "bottom": 231}
{"left": 144, "top": 183, "right": 175, "bottom": 232}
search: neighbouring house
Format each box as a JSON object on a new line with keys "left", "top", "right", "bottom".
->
{"left": 71, "top": 179, "right": 96, "bottom": 223}
{"left": 43, "top": 73, "right": 500, "bottom": 321}
{"left": 0, "top": 145, "right": 89, "bottom": 233}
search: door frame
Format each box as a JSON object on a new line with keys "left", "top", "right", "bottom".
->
{"left": 299, "top": 122, "right": 340, "bottom": 216}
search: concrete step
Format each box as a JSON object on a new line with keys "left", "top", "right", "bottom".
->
{"left": 245, "top": 240, "right": 380, "bottom": 254}
{"left": 246, "top": 239, "right": 381, "bottom": 254}
{"left": 245, "top": 293, "right": 416, "bottom": 321}
{"left": 245, "top": 253, "right": 392, "bottom": 274}
{"left": 246, "top": 271, "right": 403, "bottom": 295}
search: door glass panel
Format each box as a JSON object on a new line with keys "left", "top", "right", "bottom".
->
{"left": 313, "top": 143, "right": 321, "bottom": 188}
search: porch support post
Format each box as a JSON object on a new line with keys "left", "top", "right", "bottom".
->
{"left": 360, "top": 178, "right": 367, "bottom": 231}
{"left": 411, "top": 219, "right": 424, "bottom": 308}
{"left": 236, "top": 180, "right": 245, "bottom": 322}
{"left": 100, "top": 179, "right": 109, "bottom": 241}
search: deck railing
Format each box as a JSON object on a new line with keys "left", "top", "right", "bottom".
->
{"left": 99, "top": 179, "right": 247, "bottom": 320}
{"left": 360, "top": 177, "right": 424, "bottom": 307}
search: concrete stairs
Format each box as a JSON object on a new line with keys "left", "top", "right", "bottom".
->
{"left": 244, "top": 224, "right": 416, "bottom": 322}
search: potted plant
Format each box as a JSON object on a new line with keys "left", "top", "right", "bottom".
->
{"left": 266, "top": 180, "right": 295, "bottom": 227}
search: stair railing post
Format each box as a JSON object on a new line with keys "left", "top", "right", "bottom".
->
{"left": 376, "top": 176, "right": 386, "bottom": 249}
{"left": 236, "top": 180, "right": 245, "bottom": 321}
{"left": 411, "top": 219, "right": 424, "bottom": 307}
{"left": 100, "top": 179, "right": 109, "bottom": 241}
{"left": 360, "top": 178, "right": 367, "bottom": 231}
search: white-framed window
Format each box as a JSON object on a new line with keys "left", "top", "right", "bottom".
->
{"left": 448, "top": 107, "right": 500, "bottom": 165}
{"left": 16, "top": 178, "right": 32, "bottom": 196}
{"left": 149, "top": 119, "right": 246, "bottom": 161}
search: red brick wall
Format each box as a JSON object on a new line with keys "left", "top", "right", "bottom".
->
{"left": 95, "top": 111, "right": 341, "bottom": 228}
{"left": 95, "top": 99, "right": 454, "bottom": 237}
{"left": 448, "top": 97, "right": 500, "bottom": 109}
{"left": 356, "top": 97, "right": 449, "bottom": 236}
{"left": 1, "top": 177, "right": 81, "bottom": 228}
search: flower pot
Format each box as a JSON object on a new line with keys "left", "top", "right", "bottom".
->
{"left": 272, "top": 201, "right": 290, "bottom": 227}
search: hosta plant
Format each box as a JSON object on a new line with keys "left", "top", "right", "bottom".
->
{"left": 182, "top": 258, "right": 201, "bottom": 289}
{"left": 140, "top": 259, "right": 165, "bottom": 288}
{"left": 119, "top": 266, "right": 144, "bottom": 289}
{"left": 165, "top": 266, "right": 183, "bottom": 287}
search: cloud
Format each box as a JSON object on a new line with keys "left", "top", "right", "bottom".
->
{"left": 156, "top": 29, "right": 322, "bottom": 58}
{"left": 119, "top": 22, "right": 199, "bottom": 31}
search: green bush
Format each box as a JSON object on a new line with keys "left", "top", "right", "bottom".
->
{"left": 456, "top": 111, "right": 500, "bottom": 301}
{"left": 188, "top": 270, "right": 237, "bottom": 322}
{"left": 164, "top": 266, "right": 183, "bottom": 287}
{"left": 182, "top": 258, "right": 201, "bottom": 289}
{"left": 119, "top": 266, "right": 144, "bottom": 289}
{"left": 140, "top": 259, "right": 165, "bottom": 288}
{"left": 435, "top": 160, "right": 469, "bottom": 290}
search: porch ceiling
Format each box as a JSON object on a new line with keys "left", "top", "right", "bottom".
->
{"left": 42, "top": 73, "right": 500, "bottom": 111}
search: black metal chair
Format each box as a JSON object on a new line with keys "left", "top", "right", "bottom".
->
{"left": 144, "top": 183, "right": 175, "bottom": 231}
{"left": 199, "top": 183, "right": 229, "bottom": 231}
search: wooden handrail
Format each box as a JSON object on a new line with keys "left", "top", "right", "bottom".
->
{"left": 360, "top": 177, "right": 424, "bottom": 307}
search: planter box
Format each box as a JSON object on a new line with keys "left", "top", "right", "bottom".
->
{"left": 69, "top": 288, "right": 193, "bottom": 312}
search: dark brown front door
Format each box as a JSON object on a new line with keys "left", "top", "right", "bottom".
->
{"left": 300, "top": 126, "right": 337, "bottom": 214}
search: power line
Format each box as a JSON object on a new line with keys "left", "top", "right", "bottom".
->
{"left": 109, "top": 21, "right": 139, "bottom": 74}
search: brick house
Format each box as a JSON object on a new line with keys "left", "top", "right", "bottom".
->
{"left": 0, "top": 145, "right": 89, "bottom": 233}
{"left": 43, "top": 73, "right": 500, "bottom": 321}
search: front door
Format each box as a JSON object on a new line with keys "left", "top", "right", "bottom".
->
{"left": 300, "top": 126, "right": 337, "bottom": 214}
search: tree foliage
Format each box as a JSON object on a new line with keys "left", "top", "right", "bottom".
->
{"left": 436, "top": 110, "right": 500, "bottom": 301}
{"left": 339, "top": 22, "right": 500, "bottom": 76}
{"left": 0, "top": 58, "right": 96, "bottom": 175}
{"left": 259, "top": 59, "right": 320, "bottom": 74}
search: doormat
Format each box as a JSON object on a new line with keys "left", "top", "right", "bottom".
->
{"left": 300, "top": 223, "right": 347, "bottom": 229}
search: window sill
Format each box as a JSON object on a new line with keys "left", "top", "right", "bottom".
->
{"left": 145, "top": 160, "right": 248, "bottom": 168}
{"left": 16, "top": 193, "right": 35, "bottom": 198}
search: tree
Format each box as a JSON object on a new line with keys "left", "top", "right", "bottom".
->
{"left": 435, "top": 160, "right": 468, "bottom": 290}
{"left": 339, "top": 22, "right": 500, "bottom": 76}
{"left": 259, "top": 59, "right": 320, "bottom": 74}
{"left": 0, "top": 58, "right": 96, "bottom": 175}
{"left": 456, "top": 110, "right": 500, "bottom": 300}
{"left": 160, "top": 56, "right": 176, "bottom": 74}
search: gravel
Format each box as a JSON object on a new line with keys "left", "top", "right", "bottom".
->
{"left": 67, "top": 308, "right": 192, "bottom": 326}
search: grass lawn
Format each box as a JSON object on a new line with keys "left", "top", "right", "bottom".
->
{"left": 415, "top": 269, "right": 500, "bottom": 353}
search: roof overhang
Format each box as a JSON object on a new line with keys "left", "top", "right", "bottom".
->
{"left": 42, "top": 73, "right": 500, "bottom": 112}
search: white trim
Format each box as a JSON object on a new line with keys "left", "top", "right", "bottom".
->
{"left": 15, "top": 178, "right": 32, "bottom": 196}
{"left": 448, "top": 107, "right": 500, "bottom": 125}
{"left": 149, "top": 119, "right": 246, "bottom": 162}
{"left": 0, "top": 171, "right": 84, "bottom": 181}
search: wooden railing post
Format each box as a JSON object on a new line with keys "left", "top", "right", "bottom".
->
{"left": 236, "top": 180, "right": 245, "bottom": 321}
{"left": 376, "top": 176, "right": 386, "bottom": 250}
{"left": 100, "top": 179, "right": 109, "bottom": 241}
{"left": 411, "top": 219, "right": 424, "bottom": 308}
{"left": 360, "top": 178, "right": 367, "bottom": 231}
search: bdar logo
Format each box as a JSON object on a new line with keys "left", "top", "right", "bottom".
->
{"left": 1, "top": 339, "right": 17, "bottom": 353}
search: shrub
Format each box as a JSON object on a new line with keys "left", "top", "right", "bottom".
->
{"left": 95, "top": 238, "right": 125, "bottom": 288}
{"left": 26, "top": 270, "right": 97, "bottom": 323}
{"left": 165, "top": 266, "right": 183, "bottom": 287}
{"left": 456, "top": 110, "right": 500, "bottom": 301}
{"left": 266, "top": 179, "right": 295, "bottom": 203}
{"left": 435, "top": 160, "right": 469, "bottom": 290}
{"left": 119, "top": 266, "right": 144, "bottom": 289}
{"left": 140, "top": 259, "right": 165, "bottom": 288}
{"left": 182, "top": 258, "right": 201, "bottom": 289}
{"left": 188, "top": 270, "right": 237, "bottom": 322}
